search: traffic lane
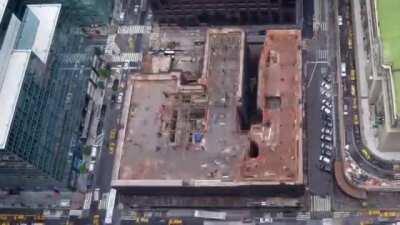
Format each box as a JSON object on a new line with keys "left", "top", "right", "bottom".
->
{"left": 94, "top": 81, "right": 120, "bottom": 189}
{"left": 121, "top": 217, "right": 204, "bottom": 225}
{"left": 96, "top": 101, "right": 118, "bottom": 191}
{"left": 306, "top": 63, "right": 333, "bottom": 196}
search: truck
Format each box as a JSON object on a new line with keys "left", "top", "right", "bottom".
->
{"left": 194, "top": 210, "right": 227, "bottom": 220}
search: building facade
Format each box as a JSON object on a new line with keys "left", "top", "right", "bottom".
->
{"left": 149, "top": 0, "right": 301, "bottom": 26}
{"left": 0, "top": 0, "right": 108, "bottom": 190}
{"left": 362, "top": 0, "right": 400, "bottom": 152}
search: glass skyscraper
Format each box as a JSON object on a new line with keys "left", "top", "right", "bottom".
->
{"left": 0, "top": 0, "right": 111, "bottom": 190}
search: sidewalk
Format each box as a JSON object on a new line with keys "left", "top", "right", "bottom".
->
{"left": 352, "top": 0, "right": 400, "bottom": 161}
{"left": 0, "top": 191, "right": 83, "bottom": 210}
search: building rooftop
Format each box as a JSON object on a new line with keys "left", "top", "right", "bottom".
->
{"left": 248, "top": 29, "right": 303, "bottom": 183}
{"left": 0, "top": 51, "right": 30, "bottom": 149}
{"left": 0, "top": 4, "right": 61, "bottom": 149}
{"left": 112, "top": 28, "right": 303, "bottom": 188}
{"left": 377, "top": 0, "right": 400, "bottom": 115}
{"left": 0, "top": 0, "right": 8, "bottom": 22}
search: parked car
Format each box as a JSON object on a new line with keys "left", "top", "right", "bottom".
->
{"left": 109, "top": 129, "right": 117, "bottom": 140}
{"left": 322, "top": 101, "right": 333, "bottom": 108}
{"left": 90, "top": 146, "right": 97, "bottom": 159}
{"left": 319, "top": 155, "right": 331, "bottom": 164}
{"left": 322, "top": 91, "right": 332, "bottom": 98}
{"left": 112, "top": 79, "right": 119, "bottom": 91}
{"left": 117, "top": 92, "right": 124, "bottom": 104}
{"left": 259, "top": 217, "right": 273, "bottom": 223}
{"left": 341, "top": 62, "right": 347, "bottom": 77}
{"left": 324, "top": 121, "right": 333, "bottom": 128}
{"left": 321, "top": 81, "right": 331, "bottom": 90}
{"left": 321, "top": 134, "right": 333, "bottom": 142}
{"left": 344, "top": 104, "right": 349, "bottom": 115}
{"left": 319, "top": 163, "right": 332, "bottom": 172}
{"left": 88, "top": 161, "right": 95, "bottom": 172}
{"left": 109, "top": 142, "right": 116, "bottom": 154}
{"left": 322, "top": 73, "right": 331, "bottom": 82}
{"left": 338, "top": 15, "right": 343, "bottom": 26}
{"left": 321, "top": 148, "right": 333, "bottom": 157}
{"left": 321, "top": 143, "right": 334, "bottom": 151}
{"left": 322, "top": 98, "right": 331, "bottom": 105}
{"left": 321, "top": 127, "right": 333, "bottom": 136}
{"left": 321, "top": 106, "right": 332, "bottom": 115}
{"left": 323, "top": 114, "right": 333, "bottom": 122}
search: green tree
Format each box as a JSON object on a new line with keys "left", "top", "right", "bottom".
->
{"left": 97, "top": 81, "right": 105, "bottom": 89}
{"left": 79, "top": 164, "right": 87, "bottom": 174}
{"left": 97, "top": 68, "right": 111, "bottom": 79}
{"left": 82, "top": 145, "right": 91, "bottom": 156}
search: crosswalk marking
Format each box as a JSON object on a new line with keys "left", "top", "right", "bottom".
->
{"left": 320, "top": 22, "right": 327, "bottom": 31}
{"left": 98, "top": 193, "right": 109, "bottom": 210}
{"left": 94, "top": 132, "right": 105, "bottom": 147}
{"left": 111, "top": 52, "right": 143, "bottom": 63}
{"left": 313, "top": 22, "right": 327, "bottom": 32}
{"left": 105, "top": 34, "right": 121, "bottom": 55}
{"left": 59, "top": 53, "right": 89, "bottom": 64}
{"left": 333, "top": 211, "right": 352, "bottom": 218}
{"left": 311, "top": 195, "right": 331, "bottom": 212}
{"left": 117, "top": 25, "right": 151, "bottom": 34}
{"left": 317, "top": 49, "right": 328, "bottom": 60}
{"left": 83, "top": 192, "right": 93, "bottom": 210}
{"left": 296, "top": 212, "right": 311, "bottom": 220}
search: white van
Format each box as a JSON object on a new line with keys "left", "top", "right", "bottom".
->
{"left": 91, "top": 146, "right": 97, "bottom": 159}
{"left": 88, "top": 161, "right": 95, "bottom": 172}
{"left": 341, "top": 63, "right": 346, "bottom": 77}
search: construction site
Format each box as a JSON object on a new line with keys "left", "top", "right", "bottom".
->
{"left": 111, "top": 27, "right": 303, "bottom": 196}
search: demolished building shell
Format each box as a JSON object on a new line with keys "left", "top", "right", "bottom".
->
{"left": 112, "top": 28, "right": 303, "bottom": 191}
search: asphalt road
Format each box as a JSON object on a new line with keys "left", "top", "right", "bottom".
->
{"left": 83, "top": 0, "right": 148, "bottom": 224}
{"left": 337, "top": 0, "right": 395, "bottom": 180}
{"left": 305, "top": 0, "right": 335, "bottom": 197}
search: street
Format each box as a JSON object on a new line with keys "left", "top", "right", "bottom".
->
{"left": 304, "top": 0, "right": 335, "bottom": 197}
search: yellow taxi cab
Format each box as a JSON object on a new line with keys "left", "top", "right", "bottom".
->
{"left": 93, "top": 214, "right": 100, "bottom": 225}
{"left": 361, "top": 148, "right": 371, "bottom": 161}
{"left": 348, "top": 37, "right": 353, "bottom": 49}
{"left": 0, "top": 215, "right": 7, "bottom": 221}
{"left": 367, "top": 209, "right": 380, "bottom": 216}
{"left": 109, "top": 129, "right": 117, "bottom": 140}
{"left": 15, "top": 215, "right": 25, "bottom": 220}
{"left": 135, "top": 217, "right": 149, "bottom": 223}
{"left": 351, "top": 84, "right": 356, "bottom": 96}
{"left": 350, "top": 69, "right": 356, "bottom": 81}
{"left": 381, "top": 211, "right": 396, "bottom": 218}
{"left": 168, "top": 218, "right": 183, "bottom": 225}
{"left": 109, "top": 142, "right": 116, "bottom": 154}
{"left": 353, "top": 114, "right": 359, "bottom": 125}
{"left": 360, "top": 221, "right": 373, "bottom": 225}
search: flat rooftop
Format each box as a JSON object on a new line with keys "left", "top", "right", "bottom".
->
{"left": 377, "top": 0, "right": 400, "bottom": 115}
{"left": 0, "top": 4, "right": 60, "bottom": 149}
{"left": 112, "top": 28, "right": 303, "bottom": 187}
{"left": 249, "top": 29, "right": 303, "bottom": 183}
